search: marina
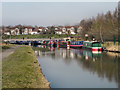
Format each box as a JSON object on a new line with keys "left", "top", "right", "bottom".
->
{"left": 1, "top": 2, "right": 119, "bottom": 89}
{"left": 4, "top": 38, "right": 120, "bottom": 53}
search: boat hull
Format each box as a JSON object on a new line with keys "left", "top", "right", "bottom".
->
{"left": 70, "top": 41, "right": 83, "bottom": 48}
{"left": 58, "top": 41, "right": 67, "bottom": 48}
{"left": 70, "top": 45, "right": 83, "bottom": 48}
{"left": 83, "top": 41, "right": 103, "bottom": 53}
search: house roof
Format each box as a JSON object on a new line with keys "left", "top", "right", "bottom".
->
{"left": 39, "top": 27, "right": 44, "bottom": 29}
{"left": 55, "top": 30, "right": 62, "bottom": 32}
{"left": 26, "top": 27, "right": 33, "bottom": 29}
{"left": 65, "top": 26, "right": 73, "bottom": 28}
{"left": 3, "top": 28, "right": 10, "bottom": 32}
{"left": 59, "top": 26, "right": 65, "bottom": 28}
{"left": 33, "top": 28, "right": 39, "bottom": 32}
{"left": 11, "top": 27, "right": 17, "bottom": 29}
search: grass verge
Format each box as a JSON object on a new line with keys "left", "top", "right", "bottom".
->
{"left": 1, "top": 43, "right": 15, "bottom": 52}
{"left": 2, "top": 34, "right": 80, "bottom": 39}
{"left": 101, "top": 41, "right": 120, "bottom": 51}
{"left": 2, "top": 46, "right": 49, "bottom": 88}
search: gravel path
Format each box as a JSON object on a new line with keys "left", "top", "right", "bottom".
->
{"left": 2, "top": 46, "right": 18, "bottom": 60}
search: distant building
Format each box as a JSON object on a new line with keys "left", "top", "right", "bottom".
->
{"left": 77, "top": 26, "right": 82, "bottom": 33}
{"left": 44, "top": 27, "right": 49, "bottom": 32}
{"left": 65, "top": 26, "right": 76, "bottom": 34}
{"left": 30, "top": 28, "right": 39, "bottom": 35}
{"left": 22, "top": 27, "right": 33, "bottom": 35}
{"left": 59, "top": 26, "right": 66, "bottom": 33}
{"left": 55, "top": 27, "right": 59, "bottom": 30}
{"left": 3, "top": 28, "right": 10, "bottom": 35}
{"left": 2, "top": 25, "right": 78, "bottom": 35}
{"left": 55, "top": 30, "right": 62, "bottom": 34}
{"left": 38, "top": 27, "right": 44, "bottom": 32}
{"left": 10, "top": 27, "right": 20, "bottom": 35}
{"left": 15, "top": 28, "right": 20, "bottom": 35}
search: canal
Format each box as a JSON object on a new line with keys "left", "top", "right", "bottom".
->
{"left": 33, "top": 46, "right": 119, "bottom": 88}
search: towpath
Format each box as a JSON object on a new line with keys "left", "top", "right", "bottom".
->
{"left": 2, "top": 46, "right": 18, "bottom": 60}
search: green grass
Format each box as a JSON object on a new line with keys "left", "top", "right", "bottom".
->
{"left": 2, "top": 46, "right": 49, "bottom": 88}
{"left": 1, "top": 44, "right": 14, "bottom": 52}
{"left": 2, "top": 34, "right": 80, "bottom": 39}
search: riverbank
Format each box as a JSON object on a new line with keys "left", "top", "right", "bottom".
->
{"left": 2, "top": 34, "right": 79, "bottom": 39}
{"left": 1, "top": 44, "right": 14, "bottom": 52}
{"left": 2, "top": 45, "right": 49, "bottom": 88}
{"left": 101, "top": 42, "right": 120, "bottom": 53}
{"left": 2, "top": 45, "right": 17, "bottom": 59}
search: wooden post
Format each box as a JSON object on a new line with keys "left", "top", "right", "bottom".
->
{"left": 57, "top": 41, "right": 59, "bottom": 49}
{"left": 113, "top": 36, "right": 116, "bottom": 45}
{"left": 67, "top": 41, "right": 70, "bottom": 50}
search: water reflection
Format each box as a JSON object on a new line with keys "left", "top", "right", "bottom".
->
{"left": 34, "top": 45, "right": 119, "bottom": 88}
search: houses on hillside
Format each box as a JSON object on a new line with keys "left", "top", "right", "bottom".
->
{"left": 3, "top": 28, "right": 10, "bottom": 35}
{"left": 22, "top": 27, "right": 33, "bottom": 35}
{"left": 55, "top": 26, "right": 76, "bottom": 35}
{"left": 2, "top": 25, "right": 82, "bottom": 35}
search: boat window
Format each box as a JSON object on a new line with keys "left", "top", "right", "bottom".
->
{"left": 92, "top": 43, "right": 101, "bottom": 47}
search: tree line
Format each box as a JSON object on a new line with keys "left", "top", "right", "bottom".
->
{"left": 79, "top": 8, "right": 119, "bottom": 42}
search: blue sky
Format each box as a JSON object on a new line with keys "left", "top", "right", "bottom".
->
{"left": 2, "top": 2, "right": 118, "bottom": 26}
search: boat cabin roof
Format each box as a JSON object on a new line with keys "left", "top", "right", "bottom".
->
{"left": 84, "top": 41, "right": 100, "bottom": 44}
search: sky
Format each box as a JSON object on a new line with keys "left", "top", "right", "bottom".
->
{"left": 2, "top": 2, "right": 118, "bottom": 26}
{"left": 1, "top": 0, "right": 120, "bottom": 2}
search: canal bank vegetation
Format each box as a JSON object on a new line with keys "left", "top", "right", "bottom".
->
{"left": 1, "top": 44, "right": 14, "bottom": 52}
{"left": 101, "top": 41, "right": 120, "bottom": 52}
{"left": 78, "top": 8, "right": 120, "bottom": 51}
{"left": 79, "top": 8, "right": 119, "bottom": 42}
{"left": 2, "top": 46, "right": 49, "bottom": 88}
{"left": 2, "top": 34, "right": 79, "bottom": 39}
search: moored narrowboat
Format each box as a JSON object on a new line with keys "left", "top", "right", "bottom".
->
{"left": 83, "top": 41, "right": 103, "bottom": 53}
{"left": 48, "top": 40, "right": 56, "bottom": 47}
{"left": 45, "top": 40, "right": 50, "bottom": 45}
{"left": 41, "top": 40, "right": 46, "bottom": 45}
{"left": 70, "top": 41, "right": 83, "bottom": 48}
{"left": 58, "top": 41, "right": 67, "bottom": 48}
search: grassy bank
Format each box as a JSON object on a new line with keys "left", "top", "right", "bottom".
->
{"left": 101, "top": 41, "right": 120, "bottom": 51}
{"left": 2, "top": 46, "right": 49, "bottom": 88}
{"left": 2, "top": 34, "right": 80, "bottom": 39}
{"left": 1, "top": 44, "right": 14, "bottom": 52}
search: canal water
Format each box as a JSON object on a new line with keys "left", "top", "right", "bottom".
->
{"left": 33, "top": 46, "right": 119, "bottom": 88}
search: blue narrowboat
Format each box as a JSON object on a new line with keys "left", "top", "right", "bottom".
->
{"left": 70, "top": 41, "right": 84, "bottom": 48}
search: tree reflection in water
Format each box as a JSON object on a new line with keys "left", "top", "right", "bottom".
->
{"left": 34, "top": 46, "right": 119, "bottom": 85}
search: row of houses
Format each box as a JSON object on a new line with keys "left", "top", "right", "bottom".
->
{"left": 2, "top": 26, "right": 82, "bottom": 35}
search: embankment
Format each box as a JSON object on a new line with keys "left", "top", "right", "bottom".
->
{"left": 102, "top": 42, "right": 120, "bottom": 53}
{"left": 2, "top": 45, "right": 49, "bottom": 88}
